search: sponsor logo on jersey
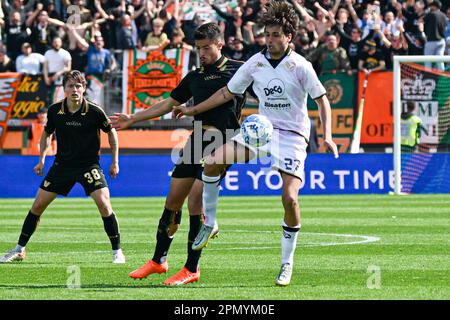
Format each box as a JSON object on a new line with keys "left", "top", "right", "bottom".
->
{"left": 263, "top": 78, "right": 285, "bottom": 97}
{"left": 204, "top": 75, "right": 221, "bottom": 81}
{"left": 57, "top": 110, "right": 65, "bottom": 115}
{"left": 256, "top": 62, "right": 266, "bottom": 68}
{"left": 65, "top": 121, "right": 82, "bottom": 126}
{"left": 264, "top": 101, "right": 291, "bottom": 109}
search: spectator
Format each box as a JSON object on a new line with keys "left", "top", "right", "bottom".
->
{"left": 423, "top": 0, "right": 447, "bottom": 70}
{"left": 85, "top": 35, "right": 116, "bottom": 78}
{"left": 4, "top": 11, "right": 29, "bottom": 60}
{"left": 247, "top": 31, "right": 267, "bottom": 57}
{"left": 15, "top": 42, "right": 45, "bottom": 74}
{"left": 94, "top": 0, "right": 118, "bottom": 49}
{"left": 160, "top": 0, "right": 180, "bottom": 42}
{"left": 335, "top": 25, "right": 365, "bottom": 71}
{"left": 401, "top": 0, "right": 426, "bottom": 36}
{"left": 384, "top": 21, "right": 409, "bottom": 70}
{"left": 404, "top": 18, "right": 426, "bottom": 55}
{"left": 205, "top": 0, "right": 243, "bottom": 41}
{"left": 140, "top": 17, "right": 170, "bottom": 52}
{"left": 0, "top": 46, "right": 15, "bottom": 72}
{"left": 307, "top": 34, "right": 351, "bottom": 75}
{"left": 294, "top": 33, "right": 314, "bottom": 58}
{"left": 28, "top": 8, "right": 61, "bottom": 55}
{"left": 166, "top": 28, "right": 193, "bottom": 51}
{"left": 43, "top": 37, "right": 71, "bottom": 88}
{"left": 223, "top": 37, "right": 250, "bottom": 61}
{"left": 2, "top": 0, "right": 36, "bottom": 23}
{"left": 116, "top": 14, "right": 136, "bottom": 49}
{"left": 358, "top": 39, "right": 386, "bottom": 74}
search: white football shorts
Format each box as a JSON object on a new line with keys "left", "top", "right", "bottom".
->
{"left": 232, "top": 128, "right": 308, "bottom": 180}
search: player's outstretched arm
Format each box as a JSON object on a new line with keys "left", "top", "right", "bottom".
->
{"left": 34, "top": 131, "right": 53, "bottom": 176}
{"left": 108, "top": 128, "right": 119, "bottom": 179}
{"left": 173, "top": 86, "right": 235, "bottom": 116}
{"left": 110, "top": 97, "right": 181, "bottom": 130}
{"left": 315, "top": 94, "right": 339, "bottom": 159}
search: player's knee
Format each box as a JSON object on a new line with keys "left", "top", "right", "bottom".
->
{"left": 282, "top": 193, "right": 299, "bottom": 210}
{"left": 97, "top": 201, "right": 113, "bottom": 217}
{"left": 31, "top": 201, "right": 47, "bottom": 215}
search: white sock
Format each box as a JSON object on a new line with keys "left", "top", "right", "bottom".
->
{"left": 15, "top": 245, "right": 25, "bottom": 252}
{"left": 281, "top": 222, "right": 301, "bottom": 265}
{"left": 113, "top": 248, "right": 122, "bottom": 255}
{"left": 202, "top": 173, "right": 221, "bottom": 228}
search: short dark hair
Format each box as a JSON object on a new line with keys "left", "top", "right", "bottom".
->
{"left": 261, "top": 0, "right": 299, "bottom": 39}
{"left": 194, "top": 22, "right": 222, "bottom": 42}
{"left": 63, "top": 70, "right": 87, "bottom": 88}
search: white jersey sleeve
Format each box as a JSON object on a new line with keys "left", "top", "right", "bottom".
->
{"left": 227, "top": 56, "right": 257, "bottom": 94}
{"left": 298, "top": 60, "right": 326, "bottom": 100}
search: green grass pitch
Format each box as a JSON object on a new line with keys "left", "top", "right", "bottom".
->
{"left": 0, "top": 195, "right": 449, "bottom": 300}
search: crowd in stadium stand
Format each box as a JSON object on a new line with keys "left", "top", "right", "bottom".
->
{"left": 0, "top": 0, "right": 448, "bottom": 77}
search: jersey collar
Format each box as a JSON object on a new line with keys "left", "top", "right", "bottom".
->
{"left": 262, "top": 47, "right": 292, "bottom": 68}
{"left": 200, "top": 55, "right": 228, "bottom": 72}
{"left": 62, "top": 97, "right": 89, "bottom": 115}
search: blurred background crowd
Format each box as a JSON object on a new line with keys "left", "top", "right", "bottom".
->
{"left": 0, "top": 0, "right": 448, "bottom": 82}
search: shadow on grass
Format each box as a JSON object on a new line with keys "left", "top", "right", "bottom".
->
{"left": 0, "top": 283, "right": 277, "bottom": 290}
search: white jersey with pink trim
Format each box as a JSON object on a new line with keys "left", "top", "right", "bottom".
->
{"left": 227, "top": 49, "right": 326, "bottom": 140}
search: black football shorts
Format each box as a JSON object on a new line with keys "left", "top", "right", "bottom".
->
{"left": 40, "top": 162, "right": 108, "bottom": 196}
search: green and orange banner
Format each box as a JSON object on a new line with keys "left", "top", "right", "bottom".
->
{"left": 122, "top": 48, "right": 190, "bottom": 117}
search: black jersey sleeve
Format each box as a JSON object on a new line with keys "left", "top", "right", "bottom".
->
{"left": 170, "top": 72, "right": 194, "bottom": 104}
{"left": 96, "top": 106, "right": 113, "bottom": 133}
{"left": 44, "top": 105, "right": 56, "bottom": 134}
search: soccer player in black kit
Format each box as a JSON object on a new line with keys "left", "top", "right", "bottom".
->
{"left": 110, "top": 22, "right": 246, "bottom": 285}
{"left": 0, "top": 71, "right": 125, "bottom": 264}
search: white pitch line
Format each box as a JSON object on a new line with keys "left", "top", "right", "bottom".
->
{"left": 0, "top": 231, "right": 380, "bottom": 251}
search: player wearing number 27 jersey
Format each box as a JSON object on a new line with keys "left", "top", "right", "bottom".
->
{"left": 175, "top": 0, "right": 339, "bottom": 287}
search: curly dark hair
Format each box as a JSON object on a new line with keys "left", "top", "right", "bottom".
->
{"left": 261, "top": 0, "right": 299, "bottom": 39}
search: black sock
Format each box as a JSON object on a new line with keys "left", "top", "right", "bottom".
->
{"left": 185, "top": 215, "right": 202, "bottom": 273}
{"left": 102, "top": 213, "right": 121, "bottom": 251}
{"left": 152, "top": 208, "right": 180, "bottom": 264}
{"left": 18, "top": 211, "right": 40, "bottom": 247}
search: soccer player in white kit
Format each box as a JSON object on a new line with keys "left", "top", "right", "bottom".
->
{"left": 174, "top": 0, "right": 339, "bottom": 286}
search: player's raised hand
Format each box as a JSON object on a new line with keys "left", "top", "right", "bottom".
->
{"left": 109, "top": 113, "right": 134, "bottom": 130}
{"left": 324, "top": 138, "right": 339, "bottom": 159}
{"left": 109, "top": 162, "right": 119, "bottom": 179}
{"left": 34, "top": 162, "right": 44, "bottom": 176}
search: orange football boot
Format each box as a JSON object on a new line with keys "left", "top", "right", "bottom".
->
{"left": 163, "top": 266, "right": 200, "bottom": 286}
{"left": 129, "top": 260, "right": 168, "bottom": 279}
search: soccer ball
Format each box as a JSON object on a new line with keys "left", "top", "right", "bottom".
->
{"left": 240, "top": 114, "right": 273, "bottom": 147}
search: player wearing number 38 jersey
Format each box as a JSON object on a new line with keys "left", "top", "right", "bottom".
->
{"left": 174, "top": 1, "right": 339, "bottom": 287}
{"left": 0, "top": 70, "right": 125, "bottom": 265}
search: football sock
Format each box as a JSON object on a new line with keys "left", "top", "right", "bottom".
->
{"left": 18, "top": 211, "right": 40, "bottom": 247}
{"left": 152, "top": 208, "right": 181, "bottom": 264}
{"left": 281, "top": 222, "right": 301, "bottom": 265}
{"left": 202, "top": 173, "right": 221, "bottom": 228}
{"left": 185, "top": 215, "right": 202, "bottom": 273}
{"left": 102, "top": 213, "right": 121, "bottom": 251}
